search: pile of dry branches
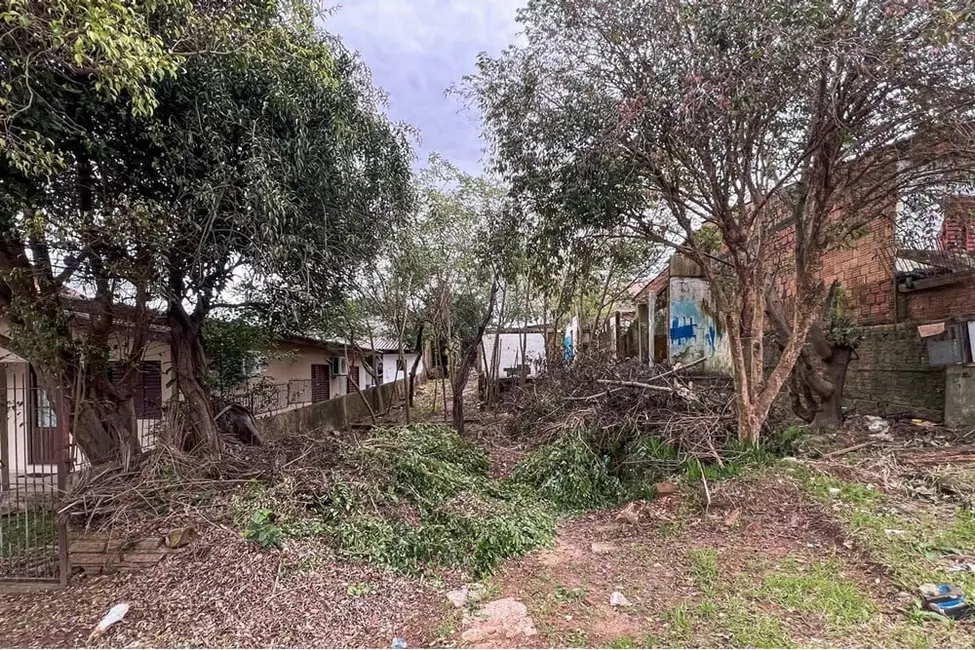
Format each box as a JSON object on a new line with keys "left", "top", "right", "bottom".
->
{"left": 59, "top": 429, "right": 342, "bottom": 537}
{"left": 503, "top": 351, "right": 737, "bottom": 459}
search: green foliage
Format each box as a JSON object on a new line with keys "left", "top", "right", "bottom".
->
{"left": 242, "top": 509, "right": 283, "bottom": 549}
{"left": 1, "top": 0, "right": 183, "bottom": 174}
{"left": 202, "top": 318, "right": 271, "bottom": 393}
{"left": 509, "top": 435, "right": 625, "bottom": 513}
{"left": 827, "top": 285, "right": 862, "bottom": 348}
{"left": 0, "top": 0, "right": 415, "bottom": 461}
{"left": 233, "top": 424, "right": 555, "bottom": 576}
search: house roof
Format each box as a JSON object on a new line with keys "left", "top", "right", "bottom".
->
{"left": 276, "top": 333, "right": 417, "bottom": 354}
{"left": 895, "top": 248, "right": 975, "bottom": 276}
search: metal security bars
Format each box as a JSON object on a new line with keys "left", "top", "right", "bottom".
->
{"left": 0, "top": 365, "right": 68, "bottom": 588}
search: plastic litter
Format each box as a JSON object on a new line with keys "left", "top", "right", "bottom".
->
{"left": 391, "top": 637, "right": 407, "bottom": 648}
{"left": 947, "top": 563, "right": 975, "bottom": 573}
{"left": 610, "top": 587, "right": 631, "bottom": 607}
{"left": 864, "top": 415, "right": 890, "bottom": 433}
{"left": 919, "top": 583, "right": 972, "bottom": 620}
{"left": 87, "top": 603, "right": 129, "bottom": 643}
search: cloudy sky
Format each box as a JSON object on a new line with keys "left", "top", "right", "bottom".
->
{"left": 323, "top": 1, "right": 525, "bottom": 173}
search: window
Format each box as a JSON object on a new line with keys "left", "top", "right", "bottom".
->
{"left": 37, "top": 389, "right": 58, "bottom": 428}
{"left": 109, "top": 361, "right": 163, "bottom": 419}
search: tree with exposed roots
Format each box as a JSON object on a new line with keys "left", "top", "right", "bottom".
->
{"left": 467, "top": 0, "right": 975, "bottom": 443}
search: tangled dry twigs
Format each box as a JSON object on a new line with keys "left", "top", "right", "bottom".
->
{"left": 58, "top": 427, "right": 344, "bottom": 539}
{"left": 504, "top": 351, "right": 737, "bottom": 459}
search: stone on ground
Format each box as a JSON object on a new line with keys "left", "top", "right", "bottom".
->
{"left": 590, "top": 541, "right": 618, "bottom": 554}
{"left": 460, "top": 598, "right": 537, "bottom": 644}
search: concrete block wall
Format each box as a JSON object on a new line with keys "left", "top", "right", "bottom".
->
{"left": 258, "top": 380, "right": 406, "bottom": 438}
{"left": 843, "top": 323, "right": 945, "bottom": 421}
{"left": 945, "top": 365, "right": 975, "bottom": 427}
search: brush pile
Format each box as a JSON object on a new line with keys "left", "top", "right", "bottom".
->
{"left": 504, "top": 351, "right": 737, "bottom": 462}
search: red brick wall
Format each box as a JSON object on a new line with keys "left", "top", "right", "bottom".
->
{"left": 906, "top": 278, "right": 975, "bottom": 321}
{"left": 939, "top": 196, "right": 975, "bottom": 252}
{"left": 769, "top": 207, "right": 975, "bottom": 325}
{"left": 769, "top": 209, "right": 897, "bottom": 325}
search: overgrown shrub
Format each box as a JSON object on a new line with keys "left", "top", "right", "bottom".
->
{"left": 509, "top": 434, "right": 625, "bottom": 513}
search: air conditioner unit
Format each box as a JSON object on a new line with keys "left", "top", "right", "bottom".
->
{"left": 330, "top": 356, "right": 349, "bottom": 376}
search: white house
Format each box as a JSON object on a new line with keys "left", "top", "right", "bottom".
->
{"left": 481, "top": 326, "right": 551, "bottom": 380}
{"left": 1, "top": 309, "right": 174, "bottom": 487}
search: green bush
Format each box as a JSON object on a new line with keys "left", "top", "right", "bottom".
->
{"left": 509, "top": 434, "right": 625, "bottom": 513}
{"left": 347, "top": 424, "right": 492, "bottom": 510}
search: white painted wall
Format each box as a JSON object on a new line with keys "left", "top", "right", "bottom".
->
{"left": 668, "top": 277, "right": 732, "bottom": 374}
{"left": 382, "top": 352, "right": 421, "bottom": 385}
{"left": 482, "top": 332, "right": 547, "bottom": 378}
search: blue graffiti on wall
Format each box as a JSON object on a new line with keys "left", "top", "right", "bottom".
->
{"left": 670, "top": 296, "right": 718, "bottom": 355}
{"left": 670, "top": 317, "right": 697, "bottom": 345}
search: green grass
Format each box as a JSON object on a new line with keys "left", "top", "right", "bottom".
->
{"left": 346, "top": 581, "right": 376, "bottom": 597}
{"left": 553, "top": 585, "right": 587, "bottom": 601}
{"left": 688, "top": 548, "right": 719, "bottom": 594}
{"left": 0, "top": 508, "right": 57, "bottom": 558}
{"left": 790, "top": 466, "right": 975, "bottom": 596}
{"left": 761, "top": 557, "right": 876, "bottom": 628}
{"left": 653, "top": 597, "right": 793, "bottom": 649}
{"left": 558, "top": 630, "right": 590, "bottom": 648}
{"left": 719, "top": 598, "right": 794, "bottom": 649}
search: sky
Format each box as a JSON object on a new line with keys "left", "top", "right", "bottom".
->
{"left": 323, "top": 1, "right": 525, "bottom": 174}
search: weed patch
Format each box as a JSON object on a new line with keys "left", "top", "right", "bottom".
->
{"left": 761, "top": 557, "right": 876, "bottom": 628}
{"left": 688, "top": 548, "right": 718, "bottom": 594}
{"left": 791, "top": 466, "right": 975, "bottom": 595}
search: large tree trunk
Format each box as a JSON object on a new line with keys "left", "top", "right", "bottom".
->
{"left": 452, "top": 282, "right": 499, "bottom": 434}
{"left": 168, "top": 304, "right": 220, "bottom": 453}
{"left": 35, "top": 363, "right": 142, "bottom": 468}
{"left": 810, "top": 345, "right": 853, "bottom": 428}
{"left": 766, "top": 282, "right": 853, "bottom": 429}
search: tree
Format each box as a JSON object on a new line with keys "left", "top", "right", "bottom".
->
{"left": 468, "top": 0, "right": 975, "bottom": 442}
{"left": 0, "top": 0, "right": 413, "bottom": 463}
{"left": 0, "top": 0, "right": 185, "bottom": 465}
{"left": 130, "top": 0, "right": 414, "bottom": 450}
{"left": 411, "top": 156, "right": 517, "bottom": 433}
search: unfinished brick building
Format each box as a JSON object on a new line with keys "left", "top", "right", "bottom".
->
{"left": 633, "top": 193, "right": 975, "bottom": 424}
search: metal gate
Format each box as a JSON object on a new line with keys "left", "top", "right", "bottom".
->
{"left": 0, "top": 364, "right": 69, "bottom": 589}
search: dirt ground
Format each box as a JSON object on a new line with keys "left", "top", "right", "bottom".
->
{"left": 3, "top": 385, "right": 975, "bottom": 648}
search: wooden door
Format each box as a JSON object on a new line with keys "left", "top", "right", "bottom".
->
{"left": 311, "top": 364, "right": 330, "bottom": 403}
{"left": 27, "top": 366, "right": 60, "bottom": 465}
